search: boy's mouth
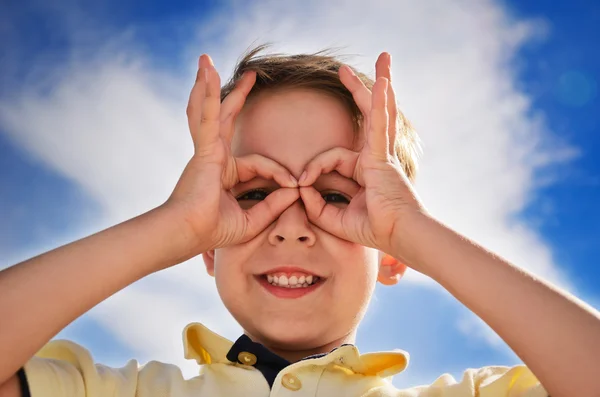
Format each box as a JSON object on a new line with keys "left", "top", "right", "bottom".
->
{"left": 255, "top": 267, "right": 326, "bottom": 299}
{"left": 262, "top": 272, "right": 321, "bottom": 288}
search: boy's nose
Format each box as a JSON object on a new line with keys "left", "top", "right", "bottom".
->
{"left": 268, "top": 200, "right": 316, "bottom": 247}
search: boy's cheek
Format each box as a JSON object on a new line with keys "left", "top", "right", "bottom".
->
{"left": 330, "top": 239, "right": 379, "bottom": 268}
{"left": 211, "top": 230, "right": 379, "bottom": 281}
{"left": 212, "top": 238, "right": 263, "bottom": 276}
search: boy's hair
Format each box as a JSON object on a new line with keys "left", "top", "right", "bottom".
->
{"left": 221, "top": 43, "right": 421, "bottom": 182}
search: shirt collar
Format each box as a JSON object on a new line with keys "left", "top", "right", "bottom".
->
{"left": 182, "top": 322, "right": 410, "bottom": 379}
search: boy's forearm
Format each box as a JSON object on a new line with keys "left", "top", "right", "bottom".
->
{"left": 0, "top": 204, "right": 198, "bottom": 384}
{"left": 395, "top": 213, "right": 600, "bottom": 397}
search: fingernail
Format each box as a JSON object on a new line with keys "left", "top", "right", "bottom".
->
{"left": 298, "top": 171, "right": 307, "bottom": 185}
{"left": 289, "top": 174, "right": 298, "bottom": 187}
{"left": 207, "top": 55, "right": 214, "bottom": 66}
{"left": 345, "top": 65, "right": 356, "bottom": 76}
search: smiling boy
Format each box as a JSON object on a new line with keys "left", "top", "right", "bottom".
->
{"left": 0, "top": 45, "right": 599, "bottom": 397}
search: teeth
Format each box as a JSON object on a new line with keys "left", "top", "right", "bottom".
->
{"left": 264, "top": 273, "right": 321, "bottom": 288}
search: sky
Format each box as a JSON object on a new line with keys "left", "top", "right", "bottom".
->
{"left": 0, "top": 0, "right": 599, "bottom": 390}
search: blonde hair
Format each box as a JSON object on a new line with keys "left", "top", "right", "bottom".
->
{"left": 220, "top": 43, "right": 421, "bottom": 182}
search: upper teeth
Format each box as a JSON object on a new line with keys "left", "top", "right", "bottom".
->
{"left": 266, "top": 273, "right": 319, "bottom": 288}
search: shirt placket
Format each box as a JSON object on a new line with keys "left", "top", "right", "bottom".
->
{"left": 270, "top": 363, "right": 325, "bottom": 397}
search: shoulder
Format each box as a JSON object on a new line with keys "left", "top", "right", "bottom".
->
{"left": 23, "top": 339, "right": 196, "bottom": 397}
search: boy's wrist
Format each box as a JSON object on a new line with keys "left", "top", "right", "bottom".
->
{"left": 390, "top": 210, "right": 442, "bottom": 278}
{"left": 142, "top": 203, "right": 206, "bottom": 271}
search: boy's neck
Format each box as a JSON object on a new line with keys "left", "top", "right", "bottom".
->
{"left": 244, "top": 330, "right": 357, "bottom": 363}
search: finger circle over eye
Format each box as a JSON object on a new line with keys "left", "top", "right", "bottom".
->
{"left": 299, "top": 186, "right": 347, "bottom": 240}
{"left": 299, "top": 147, "right": 360, "bottom": 187}
{"left": 235, "top": 154, "right": 297, "bottom": 188}
{"left": 242, "top": 187, "right": 300, "bottom": 241}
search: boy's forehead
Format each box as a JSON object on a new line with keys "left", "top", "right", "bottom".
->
{"left": 231, "top": 89, "right": 356, "bottom": 176}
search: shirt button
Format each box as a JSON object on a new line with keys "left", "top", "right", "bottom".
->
{"left": 281, "top": 373, "right": 302, "bottom": 391}
{"left": 237, "top": 351, "right": 257, "bottom": 366}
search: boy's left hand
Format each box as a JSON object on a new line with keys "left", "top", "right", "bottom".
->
{"left": 298, "top": 52, "right": 426, "bottom": 262}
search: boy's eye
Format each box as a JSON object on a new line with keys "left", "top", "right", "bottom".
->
{"left": 236, "top": 189, "right": 269, "bottom": 209}
{"left": 236, "top": 189, "right": 269, "bottom": 201}
{"left": 322, "top": 192, "right": 350, "bottom": 205}
{"left": 235, "top": 189, "right": 349, "bottom": 209}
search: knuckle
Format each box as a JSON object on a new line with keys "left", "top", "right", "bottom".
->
{"left": 186, "top": 105, "right": 195, "bottom": 117}
{"left": 305, "top": 163, "right": 319, "bottom": 174}
{"left": 332, "top": 147, "right": 347, "bottom": 157}
{"left": 200, "top": 115, "right": 217, "bottom": 125}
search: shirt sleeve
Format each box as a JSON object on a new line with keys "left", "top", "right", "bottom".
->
{"left": 21, "top": 339, "right": 195, "bottom": 397}
{"left": 425, "top": 364, "right": 549, "bottom": 397}
{"left": 22, "top": 339, "right": 140, "bottom": 397}
{"left": 391, "top": 364, "right": 549, "bottom": 396}
{"left": 476, "top": 365, "right": 549, "bottom": 396}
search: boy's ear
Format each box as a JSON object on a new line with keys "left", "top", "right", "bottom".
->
{"left": 377, "top": 252, "right": 407, "bottom": 286}
{"left": 202, "top": 250, "right": 215, "bottom": 277}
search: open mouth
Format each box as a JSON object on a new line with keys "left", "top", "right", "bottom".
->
{"left": 255, "top": 271, "right": 326, "bottom": 299}
{"left": 261, "top": 273, "right": 323, "bottom": 288}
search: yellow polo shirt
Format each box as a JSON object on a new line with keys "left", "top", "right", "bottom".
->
{"left": 22, "top": 322, "right": 549, "bottom": 396}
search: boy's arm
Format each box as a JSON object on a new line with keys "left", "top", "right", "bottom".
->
{"left": 394, "top": 212, "right": 600, "bottom": 397}
{"left": 0, "top": 54, "right": 298, "bottom": 393}
{"left": 298, "top": 52, "right": 599, "bottom": 397}
{"left": 0, "top": 204, "right": 196, "bottom": 386}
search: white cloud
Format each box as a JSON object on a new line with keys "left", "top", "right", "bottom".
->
{"left": 0, "top": 0, "right": 582, "bottom": 383}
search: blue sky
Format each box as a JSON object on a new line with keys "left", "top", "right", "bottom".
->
{"left": 507, "top": 0, "right": 600, "bottom": 299}
{"left": 1, "top": 0, "right": 598, "bottom": 390}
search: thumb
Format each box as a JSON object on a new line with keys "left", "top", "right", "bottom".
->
{"left": 242, "top": 188, "right": 299, "bottom": 241}
{"left": 299, "top": 186, "right": 347, "bottom": 240}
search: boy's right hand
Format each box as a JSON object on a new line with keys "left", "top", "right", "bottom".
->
{"left": 165, "top": 54, "right": 299, "bottom": 255}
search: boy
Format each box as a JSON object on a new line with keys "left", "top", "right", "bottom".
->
{"left": 0, "top": 44, "right": 598, "bottom": 397}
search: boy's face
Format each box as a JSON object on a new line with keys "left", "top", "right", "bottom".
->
{"left": 203, "top": 88, "right": 380, "bottom": 351}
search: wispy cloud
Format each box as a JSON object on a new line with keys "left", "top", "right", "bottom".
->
{"left": 0, "top": 0, "right": 582, "bottom": 384}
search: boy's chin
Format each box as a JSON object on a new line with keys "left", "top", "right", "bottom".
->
{"left": 244, "top": 316, "right": 328, "bottom": 350}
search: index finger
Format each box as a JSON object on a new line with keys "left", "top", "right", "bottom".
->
{"left": 220, "top": 70, "right": 257, "bottom": 143}
{"left": 339, "top": 65, "right": 372, "bottom": 120}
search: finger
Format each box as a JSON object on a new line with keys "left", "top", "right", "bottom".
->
{"left": 376, "top": 52, "right": 398, "bottom": 156}
{"left": 235, "top": 154, "right": 298, "bottom": 189}
{"left": 195, "top": 55, "right": 222, "bottom": 152}
{"left": 299, "top": 186, "right": 347, "bottom": 239}
{"left": 186, "top": 56, "right": 210, "bottom": 148}
{"left": 298, "top": 147, "right": 360, "bottom": 187}
{"left": 243, "top": 188, "right": 300, "bottom": 240}
{"left": 367, "top": 77, "right": 390, "bottom": 159}
{"left": 375, "top": 52, "right": 389, "bottom": 83}
{"left": 220, "top": 71, "right": 257, "bottom": 142}
{"left": 339, "top": 65, "right": 372, "bottom": 120}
